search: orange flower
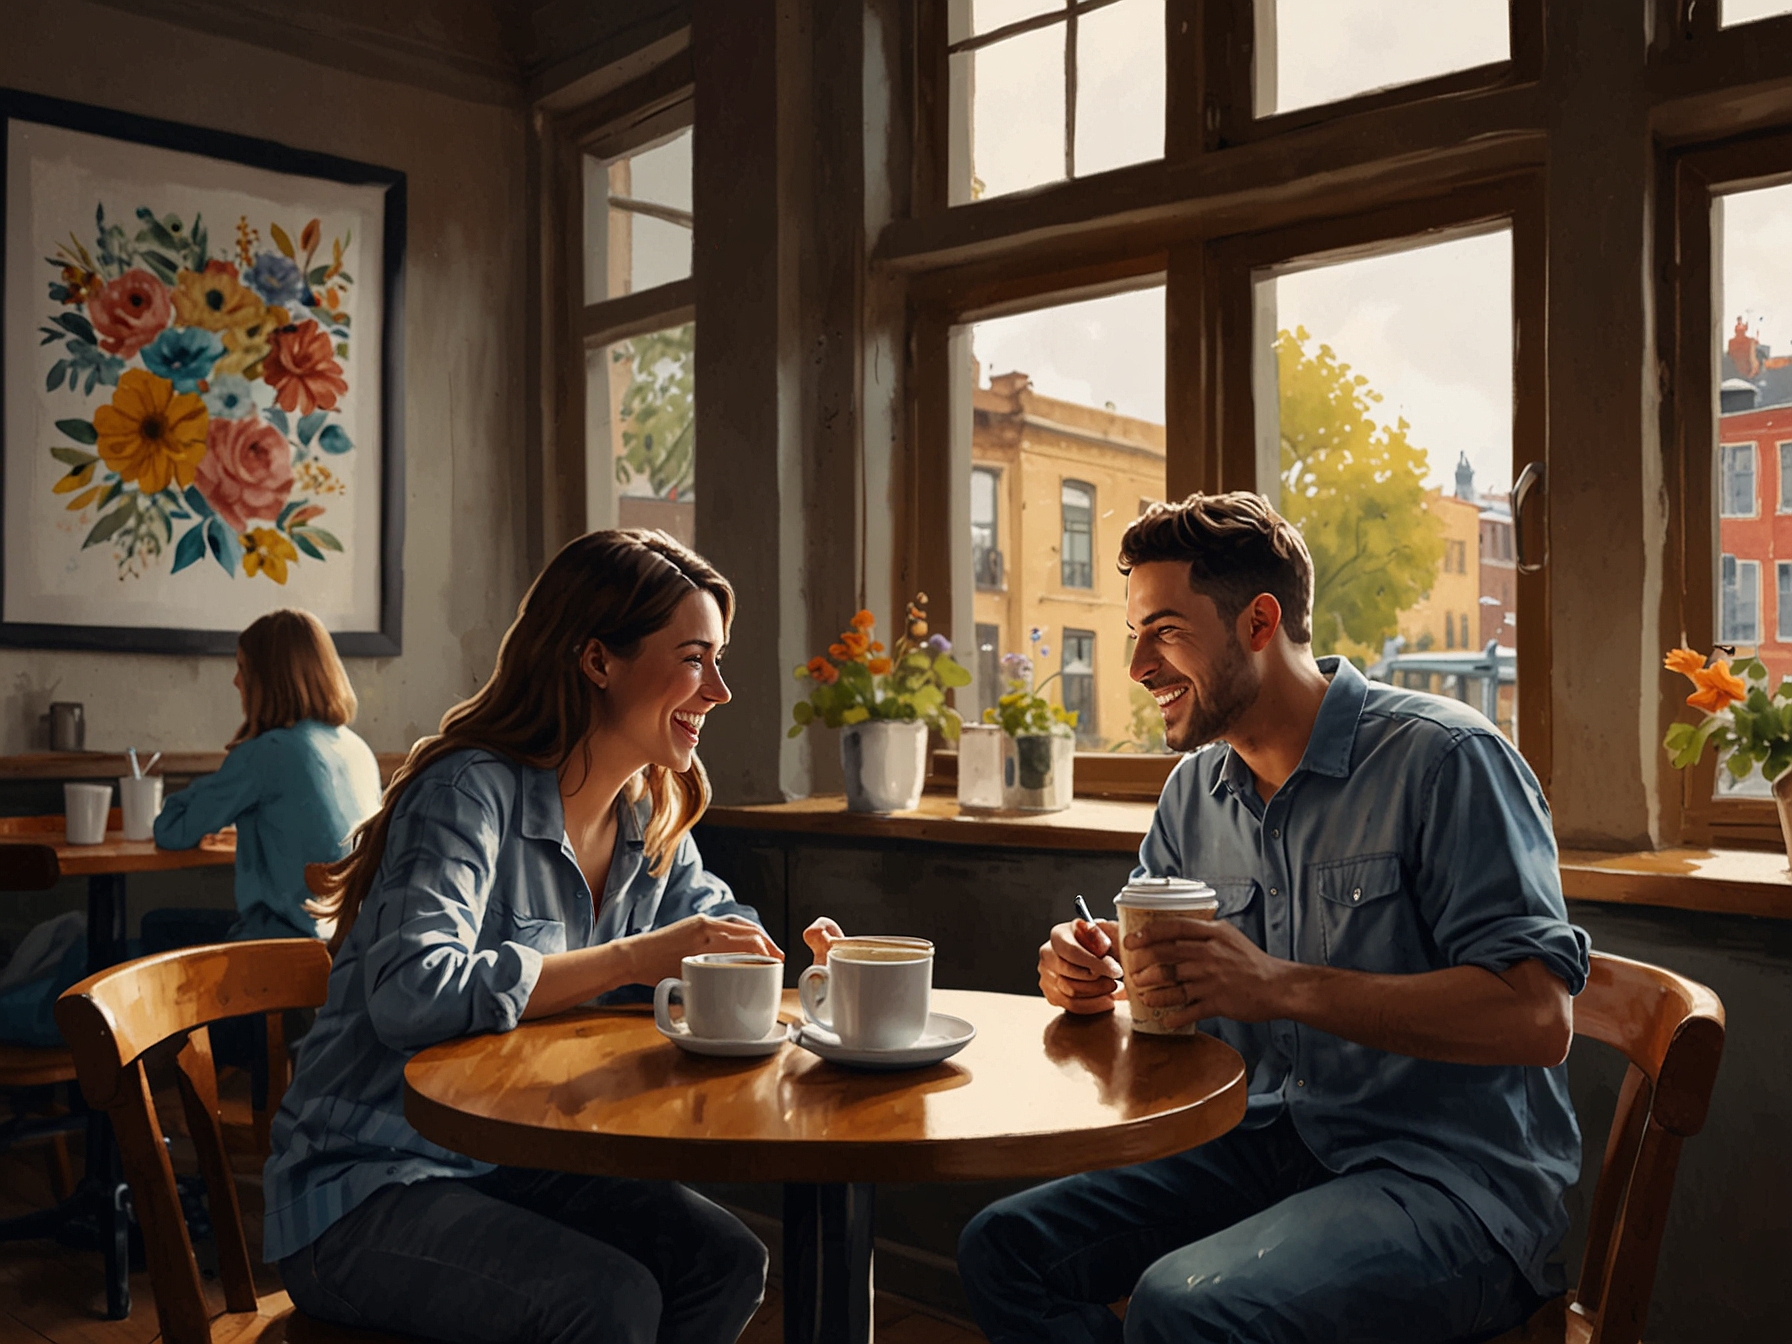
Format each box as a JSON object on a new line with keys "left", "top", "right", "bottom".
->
{"left": 263, "top": 319, "right": 347, "bottom": 415}
{"left": 870, "top": 641, "right": 885, "bottom": 653}
{"left": 1664, "top": 647, "right": 1706, "bottom": 678}
{"left": 811, "top": 660, "right": 839, "bottom": 685}
{"left": 840, "top": 631, "right": 870, "bottom": 657}
{"left": 851, "top": 608, "right": 876, "bottom": 631}
{"left": 867, "top": 657, "right": 892, "bottom": 675}
{"left": 829, "top": 642, "right": 850, "bottom": 659}
{"left": 1686, "top": 660, "right": 1748, "bottom": 715}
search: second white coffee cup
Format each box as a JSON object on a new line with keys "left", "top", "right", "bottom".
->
{"left": 119, "top": 775, "right": 164, "bottom": 842}
{"left": 654, "top": 952, "right": 783, "bottom": 1041}
{"left": 63, "top": 782, "right": 112, "bottom": 846}
{"left": 799, "top": 940, "right": 933, "bottom": 1051}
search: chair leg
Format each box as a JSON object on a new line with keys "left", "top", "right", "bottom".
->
{"left": 45, "top": 1131, "right": 74, "bottom": 1201}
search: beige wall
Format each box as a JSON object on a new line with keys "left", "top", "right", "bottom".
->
{"left": 0, "top": 0, "right": 530, "bottom": 755}
{"left": 1398, "top": 492, "right": 1482, "bottom": 652}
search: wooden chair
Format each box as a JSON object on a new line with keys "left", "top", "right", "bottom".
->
{"left": 0, "top": 1041, "right": 79, "bottom": 1197}
{"left": 55, "top": 939, "right": 402, "bottom": 1344}
{"left": 1483, "top": 950, "right": 1725, "bottom": 1344}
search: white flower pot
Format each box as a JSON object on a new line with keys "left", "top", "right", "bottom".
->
{"left": 1002, "top": 731, "right": 1074, "bottom": 813}
{"left": 1773, "top": 771, "right": 1792, "bottom": 869}
{"left": 840, "top": 720, "right": 928, "bottom": 813}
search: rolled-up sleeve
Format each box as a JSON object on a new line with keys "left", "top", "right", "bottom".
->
{"left": 1415, "top": 732, "right": 1591, "bottom": 995}
{"left": 655, "top": 833, "right": 759, "bottom": 926}
{"left": 360, "top": 775, "right": 543, "bottom": 1052}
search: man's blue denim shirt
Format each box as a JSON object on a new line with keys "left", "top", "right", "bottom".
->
{"left": 262, "top": 749, "right": 758, "bottom": 1263}
{"left": 1133, "top": 657, "right": 1590, "bottom": 1294}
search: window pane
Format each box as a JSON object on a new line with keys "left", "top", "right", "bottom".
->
{"left": 1074, "top": 0, "right": 1164, "bottom": 178}
{"left": 589, "top": 323, "right": 695, "bottom": 545}
{"left": 972, "top": 467, "right": 1003, "bottom": 588}
{"left": 1779, "top": 563, "right": 1792, "bottom": 641}
{"left": 1721, "top": 556, "right": 1760, "bottom": 644}
{"left": 1258, "top": 231, "right": 1517, "bottom": 742}
{"left": 583, "top": 128, "right": 692, "bottom": 305}
{"left": 1780, "top": 443, "right": 1792, "bottom": 512}
{"left": 964, "top": 285, "right": 1169, "bottom": 752}
{"left": 1265, "top": 0, "right": 1509, "bottom": 116}
{"left": 971, "top": 0, "right": 1060, "bottom": 36}
{"left": 1724, "top": 0, "right": 1792, "bottom": 25}
{"left": 956, "top": 21, "right": 1066, "bottom": 200}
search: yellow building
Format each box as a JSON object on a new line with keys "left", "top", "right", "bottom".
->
{"left": 1398, "top": 490, "right": 1482, "bottom": 653}
{"left": 970, "top": 372, "right": 1166, "bottom": 749}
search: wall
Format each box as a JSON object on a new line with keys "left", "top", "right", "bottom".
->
{"left": 694, "top": 824, "right": 1792, "bottom": 1339}
{"left": 1, "top": 0, "right": 531, "bottom": 760}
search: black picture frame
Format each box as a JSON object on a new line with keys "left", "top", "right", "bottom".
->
{"left": 0, "top": 87, "right": 404, "bottom": 656}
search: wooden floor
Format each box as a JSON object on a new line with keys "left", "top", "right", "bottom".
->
{"left": 0, "top": 1085, "right": 985, "bottom": 1344}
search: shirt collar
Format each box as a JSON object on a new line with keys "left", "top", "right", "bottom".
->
{"left": 522, "top": 764, "right": 651, "bottom": 853}
{"left": 1206, "top": 655, "right": 1367, "bottom": 797}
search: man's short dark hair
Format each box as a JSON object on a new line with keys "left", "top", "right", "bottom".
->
{"left": 1118, "top": 492, "right": 1314, "bottom": 645}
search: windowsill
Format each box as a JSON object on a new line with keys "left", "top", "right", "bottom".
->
{"left": 700, "top": 795, "right": 1792, "bottom": 921}
{"left": 0, "top": 750, "right": 409, "bottom": 785}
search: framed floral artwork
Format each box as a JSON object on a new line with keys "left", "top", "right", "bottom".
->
{"left": 0, "top": 88, "right": 404, "bottom": 654}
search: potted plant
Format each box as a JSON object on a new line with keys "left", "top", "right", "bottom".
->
{"left": 1662, "top": 645, "right": 1792, "bottom": 862}
{"left": 791, "top": 593, "right": 970, "bottom": 812}
{"left": 984, "top": 629, "right": 1077, "bottom": 813}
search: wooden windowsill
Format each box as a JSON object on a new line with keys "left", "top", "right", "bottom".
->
{"left": 701, "top": 796, "right": 1792, "bottom": 921}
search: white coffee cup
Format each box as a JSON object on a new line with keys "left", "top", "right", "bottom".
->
{"left": 119, "top": 775, "right": 164, "bottom": 842}
{"left": 799, "top": 940, "right": 933, "bottom": 1051}
{"left": 654, "top": 952, "right": 783, "bottom": 1042}
{"left": 63, "top": 782, "right": 113, "bottom": 846}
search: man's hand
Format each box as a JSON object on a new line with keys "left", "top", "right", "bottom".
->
{"left": 1125, "top": 916, "right": 1289, "bottom": 1028}
{"left": 802, "top": 917, "right": 846, "bottom": 966}
{"left": 1039, "top": 918, "right": 1126, "bottom": 1014}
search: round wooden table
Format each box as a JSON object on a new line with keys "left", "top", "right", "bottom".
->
{"left": 405, "top": 988, "right": 1246, "bottom": 1344}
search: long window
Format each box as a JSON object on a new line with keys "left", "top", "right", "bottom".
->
{"left": 1720, "top": 444, "right": 1757, "bottom": 518}
{"left": 1780, "top": 443, "right": 1792, "bottom": 512}
{"left": 1061, "top": 628, "right": 1097, "bottom": 745}
{"left": 1721, "top": 554, "right": 1761, "bottom": 644}
{"left": 972, "top": 466, "right": 1002, "bottom": 589}
{"left": 1060, "top": 481, "right": 1094, "bottom": 589}
{"left": 1778, "top": 563, "right": 1792, "bottom": 641}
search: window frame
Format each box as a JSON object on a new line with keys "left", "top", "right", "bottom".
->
{"left": 1060, "top": 626, "right": 1100, "bottom": 744}
{"left": 1777, "top": 560, "right": 1792, "bottom": 641}
{"left": 1060, "top": 478, "right": 1096, "bottom": 589}
{"left": 1719, "top": 442, "right": 1758, "bottom": 518}
{"left": 971, "top": 465, "right": 1003, "bottom": 590}
{"left": 1720, "top": 554, "right": 1761, "bottom": 645}
{"left": 1778, "top": 441, "right": 1792, "bottom": 513}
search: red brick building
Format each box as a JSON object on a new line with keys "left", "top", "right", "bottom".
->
{"left": 1716, "top": 396, "right": 1792, "bottom": 686}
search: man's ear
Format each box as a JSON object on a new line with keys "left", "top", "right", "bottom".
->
{"left": 1241, "top": 593, "right": 1283, "bottom": 653}
{"left": 578, "top": 639, "right": 610, "bottom": 689}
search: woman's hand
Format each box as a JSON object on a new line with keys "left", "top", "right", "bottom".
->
{"left": 625, "top": 914, "right": 785, "bottom": 986}
{"left": 802, "top": 917, "right": 846, "bottom": 966}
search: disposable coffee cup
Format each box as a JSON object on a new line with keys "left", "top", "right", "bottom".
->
{"left": 119, "top": 775, "right": 164, "bottom": 842}
{"left": 654, "top": 952, "right": 783, "bottom": 1042}
{"left": 799, "top": 940, "right": 933, "bottom": 1051}
{"left": 63, "top": 782, "right": 113, "bottom": 846}
{"left": 1113, "top": 876, "right": 1219, "bottom": 1036}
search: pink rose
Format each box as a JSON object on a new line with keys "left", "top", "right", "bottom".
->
{"left": 88, "top": 269, "right": 172, "bottom": 358}
{"left": 196, "top": 417, "right": 294, "bottom": 533}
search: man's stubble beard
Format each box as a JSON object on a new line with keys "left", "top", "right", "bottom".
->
{"left": 1162, "top": 630, "right": 1260, "bottom": 753}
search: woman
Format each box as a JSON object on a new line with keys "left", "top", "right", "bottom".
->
{"left": 151, "top": 607, "right": 382, "bottom": 944}
{"left": 267, "top": 530, "right": 778, "bottom": 1344}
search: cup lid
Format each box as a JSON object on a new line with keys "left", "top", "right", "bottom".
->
{"left": 1116, "top": 875, "right": 1216, "bottom": 906}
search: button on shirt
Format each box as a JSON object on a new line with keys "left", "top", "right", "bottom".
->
{"left": 261, "top": 749, "right": 758, "bottom": 1263}
{"left": 1137, "top": 658, "right": 1590, "bottom": 1293}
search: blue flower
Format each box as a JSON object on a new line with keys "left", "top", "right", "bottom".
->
{"left": 245, "top": 252, "right": 306, "bottom": 307}
{"left": 1029, "top": 626, "right": 1044, "bottom": 644}
{"left": 202, "top": 375, "right": 257, "bottom": 420}
{"left": 925, "top": 633, "right": 952, "bottom": 654}
{"left": 140, "top": 327, "right": 223, "bottom": 395}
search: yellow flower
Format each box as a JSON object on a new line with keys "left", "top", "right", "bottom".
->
{"left": 217, "top": 304, "right": 289, "bottom": 378}
{"left": 1663, "top": 647, "right": 1706, "bottom": 679}
{"left": 1687, "top": 660, "right": 1747, "bottom": 716}
{"left": 92, "top": 369, "right": 209, "bottom": 494}
{"left": 241, "top": 527, "right": 298, "bottom": 583}
{"left": 171, "top": 263, "right": 266, "bottom": 336}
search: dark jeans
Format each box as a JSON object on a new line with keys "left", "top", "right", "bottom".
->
{"left": 279, "top": 1168, "right": 768, "bottom": 1344}
{"left": 958, "top": 1114, "right": 1547, "bottom": 1344}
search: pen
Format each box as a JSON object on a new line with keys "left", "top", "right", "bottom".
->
{"left": 1073, "top": 894, "right": 1096, "bottom": 925}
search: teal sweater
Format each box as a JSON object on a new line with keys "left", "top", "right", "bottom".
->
{"left": 154, "top": 721, "right": 383, "bottom": 940}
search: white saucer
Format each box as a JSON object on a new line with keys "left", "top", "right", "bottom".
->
{"left": 656, "top": 1020, "right": 791, "bottom": 1058}
{"left": 791, "top": 1012, "right": 976, "bottom": 1070}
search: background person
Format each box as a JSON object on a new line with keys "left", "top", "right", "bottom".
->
{"left": 267, "top": 530, "right": 776, "bottom": 1344}
{"left": 959, "top": 492, "right": 1590, "bottom": 1344}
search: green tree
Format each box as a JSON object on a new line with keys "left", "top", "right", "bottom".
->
{"left": 1275, "top": 326, "right": 1442, "bottom": 661}
{"left": 614, "top": 323, "right": 695, "bottom": 500}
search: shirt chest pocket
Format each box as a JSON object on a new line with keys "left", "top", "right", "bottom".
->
{"left": 500, "top": 910, "right": 568, "bottom": 956}
{"left": 1206, "top": 877, "right": 1263, "bottom": 945}
{"left": 1308, "top": 853, "right": 1424, "bottom": 971}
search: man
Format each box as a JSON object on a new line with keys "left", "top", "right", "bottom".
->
{"left": 958, "top": 492, "right": 1589, "bottom": 1344}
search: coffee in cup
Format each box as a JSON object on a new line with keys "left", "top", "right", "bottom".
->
{"left": 798, "top": 940, "right": 933, "bottom": 1051}
{"left": 654, "top": 952, "right": 783, "bottom": 1042}
{"left": 1113, "top": 876, "right": 1218, "bottom": 1036}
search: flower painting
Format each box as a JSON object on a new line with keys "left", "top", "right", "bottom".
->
{"left": 2, "top": 93, "right": 403, "bottom": 653}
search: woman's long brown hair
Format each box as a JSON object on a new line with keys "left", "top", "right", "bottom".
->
{"left": 308, "top": 529, "right": 735, "bottom": 955}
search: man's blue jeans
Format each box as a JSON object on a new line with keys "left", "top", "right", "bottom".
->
{"left": 278, "top": 1167, "right": 767, "bottom": 1344}
{"left": 958, "top": 1115, "right": 1548, "bottom": 1344}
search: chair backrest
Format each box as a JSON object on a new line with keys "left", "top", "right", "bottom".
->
{"left": 55, "top": 940, "right": 332, "bottom": 1344}
{"left": 1566, "top": 950, "right": 1725, "bottom": 1344}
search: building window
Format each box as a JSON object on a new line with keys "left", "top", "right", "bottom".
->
{"left": 1061, "top": 628, "right": 1098, "bottom": 745}
{"left": 972, "top": 467, "right": 1002, "bottom": 588}
{"left": 1720, "top": 443, "right": 1757, "bottom": 517}
{"left": 1460, "top": 613, "right": 1473, "bottom": 649}
{"left": 1722, "top": 554, "right": 1760, "bottom": 644}
{"left": 1780, "top": 443, "right": 1792, "bottom": 513}
{"left": 1780, "top": 564, "right": 1792, "bottom": 642}
{"left": 1061, "top": 481, "right": 1094, "bottom": 588}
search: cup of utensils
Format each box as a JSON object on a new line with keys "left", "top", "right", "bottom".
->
{"left": 653, "top": 935, "right": 976, "bottom": 1069}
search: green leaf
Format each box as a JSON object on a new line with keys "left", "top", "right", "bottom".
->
{"left": 138, "top": 250, "right": 178, "bottom": 284}
{"left": 792, "top": 701, "right": 814, "bottom": 725}
{"left": 82, "top": 504, "right": 131, "bottom": 548}
{"left": 55, "top": 418, "right": 98, "bottom": 446}
{"left": 50, "top": 447, "right": 96, "bottom": 468}
{"left": 270, "top": 223, "right": 296, "bottom": 259}
{"left": 297, "top": 411, "right": 327, "bottom": 446}
{"left": 171, "top": 523, "right": 206, "bottom": 574}
{"left": 292, "top": 532, "right": 325, "bottom": 561}
{"left": 841, "top": 706, "right": 870, "bottom": 725}
{"left": 205, "top": 517, "right": 241, "bottom": 577}
{"left": 297, "top": 526, "right": 342, "bottom": 552}
{"left": 933, "top": 653, "right": 972, "bottom": 688}
{"left": 1728, "top": 750, "right": 1754, "bottom": 779}
{"left": 787, "top": 724, "right": 804, "bottom": 738}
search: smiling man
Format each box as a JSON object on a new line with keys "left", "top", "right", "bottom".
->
{"left": 957, "top": 492, "right": 1591, "bottom": 1344}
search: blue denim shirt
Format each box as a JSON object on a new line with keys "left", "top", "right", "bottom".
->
{"left": 261, "top": 749, "right": 757, "bottom": 1262}
{"left": 153, "top": 720, "right": 383, "bottom": 941}
{"left": 1134, "top": 657, "right": 1590, "bottom": 1294}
